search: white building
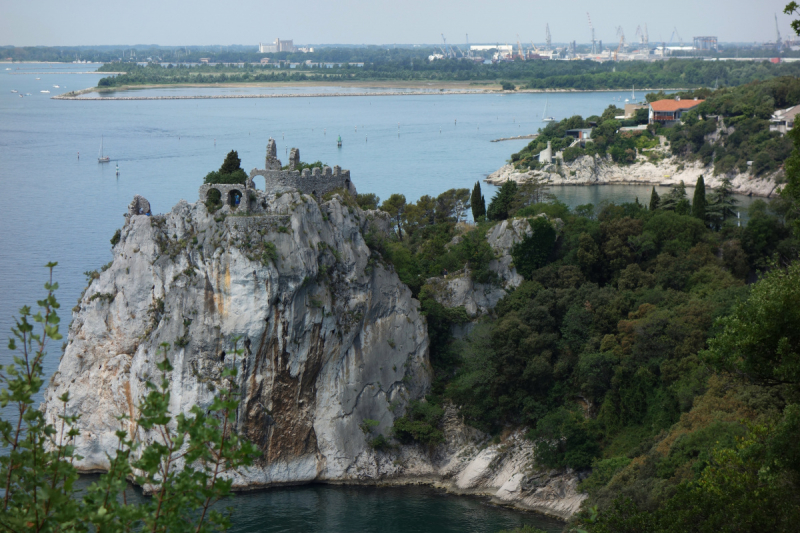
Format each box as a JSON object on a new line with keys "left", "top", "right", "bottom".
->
{"left": 259, "top": 39, "right": 297, "bottom": 53}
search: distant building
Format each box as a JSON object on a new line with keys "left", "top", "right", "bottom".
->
{"left": 623, "top": 103, "right": 648, "bottom": 118}
{"left": 770, "top": 105, "right": 800, "bottom": 134}
{"left": 648, "top": 97, "right": 705, "bottom": 124}
{"left": 259, "top": 39, "right": 297, "bottom": 53}
{"left": 199, "top": 58, "right": 210, "bottom": 64}
{"left": 260, "top": 57, "right": 271, "bottom": 64}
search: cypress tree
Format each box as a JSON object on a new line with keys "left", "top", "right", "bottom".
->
{"left": 649, "top": 187, "right": 660, "bottom": 211}
{"left": 219, "top": 150, "right": 242, "bottom": 174}
{"left": 692, "top": 175, "right": 707, "bottom": 221}
{"left": 471, "top": 181, "right": 486, "bottom": 221}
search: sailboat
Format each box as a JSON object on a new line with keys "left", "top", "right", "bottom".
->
{"left": 98, "top": 136, "right": 110, "bottom": 163}
{"left": 542, "top": 99, "right": 555, "bottom": 123}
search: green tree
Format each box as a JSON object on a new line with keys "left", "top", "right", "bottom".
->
{"left": 487, "top": 180, "right": 518, "bottom": 221}
{"left": 0, "top": 264, "right": 259, "bottom": 532}
{"left": 204, "top": 150, "right": 248, "bottom": 185}
{"left": 703, "top": 260, "right": 800, "bottom": 386}
{"left": 381, "top": 193, "right": 407, "bottom": 240}
{"left": 471, "top": 181, "right": 486, "bottom": 221}
{"left": 649, "top": 186, "right": 660, "bottom": 211}
{"left": 219, "top": 150, "right": 242, "bottom": 174}
{"left": 692, "top": 175, "right": 707, "bottom": 221}
{"left": 511, "top": 217, "right": 557, "bottom": 279}
{"left": 659, "top": 181, "right": 690, "bottom": 215}
{"left": 706, "top": 176, "right": 739, "bottom": 229}
{"left": 356, "top": 193, "right": 380, "bottom": 210}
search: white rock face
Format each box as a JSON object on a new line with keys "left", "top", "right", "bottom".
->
{"left": 43, "top": 192, "right": 431, "bottom": 484}
{"left": 42, "top": 191, "right": 585, "bottom": 521}
{"left": 486, "top": 155, "right": 781, "bottom": 198}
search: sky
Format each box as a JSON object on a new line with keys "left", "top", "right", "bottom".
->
{"left": 0, "top": 0, "right": 795, "bottom": 47}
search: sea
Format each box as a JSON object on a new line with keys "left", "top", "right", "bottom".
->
{"left": 0, "top": 63, "right": 756, "bottom": 532}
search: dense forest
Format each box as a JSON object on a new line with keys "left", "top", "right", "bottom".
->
{"left": 90, "top": 59, "right": 800, "bottom": 92}
{"left": 509, "top": 77, "right": 799, "bottom": 178}
{"left": 353, "top": 109, "right": 800, "bottom": 531}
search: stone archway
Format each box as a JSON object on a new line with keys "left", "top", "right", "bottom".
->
{"left": 205, "top": 188, "right": 222, "bottom": 212}
{"left": 228, "top": 189, "right": 243, "bottom": 209}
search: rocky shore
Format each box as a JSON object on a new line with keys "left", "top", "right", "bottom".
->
{"left": 486, "top": 155, "right": 782, "bottom": 198}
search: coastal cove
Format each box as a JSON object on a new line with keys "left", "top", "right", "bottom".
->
{"left": 0, "top": 63, "right": 770, "bottom": 532}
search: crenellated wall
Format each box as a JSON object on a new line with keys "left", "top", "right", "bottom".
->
{"left": 197, "top": 138, "right": 357, "bottom": 215}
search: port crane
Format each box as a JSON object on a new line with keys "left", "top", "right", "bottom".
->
{"left": 517, "top": 34, "right": 525, "bottom": 60}
{"left": 614, "top": 26, "right": 626, "bottom": 61}
{"left": 669, "top": 27, "right": 684, "bottom": 46}
{"left": 587, "top": 13, "right": 597, "bottom": 54}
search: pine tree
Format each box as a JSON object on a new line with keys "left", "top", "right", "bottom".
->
{"left": 219, "top": 150, "right": 242, "bottom": 174}
{"left": 649, "top": 187, "right": 660, "bottom": 211}
{"left": 471, "top": 181, "right": 486, "bottom": 221}
{"left": 692, "top": 175, "right": 707, "bottom": 221}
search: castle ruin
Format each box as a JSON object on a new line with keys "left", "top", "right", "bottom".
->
{"left": 197, "top": 138, "right": 357, "bottom": 214}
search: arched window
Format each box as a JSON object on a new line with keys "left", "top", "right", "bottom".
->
{"left": 205, "top": 188, "right": 222, "bottom": 213}
{"left": 228, "top": 189, "right": 243, "bottom": 208}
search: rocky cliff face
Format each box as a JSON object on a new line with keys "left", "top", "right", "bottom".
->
{"left": 43, "top": 190, "right": 584, "bottom": 521}
{"left": 43, "top": 191, "right": 431, "bottom": 484}
{"left": 487, "top": 155, "right": 780, "bottom": 198}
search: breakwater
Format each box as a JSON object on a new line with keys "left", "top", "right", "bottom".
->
{"left": 54, "top": 89, "right": 488, "bottom": 100}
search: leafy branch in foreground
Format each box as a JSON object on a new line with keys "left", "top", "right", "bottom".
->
{"left": 0, "top": 264, "right": 259, "bottom": 532}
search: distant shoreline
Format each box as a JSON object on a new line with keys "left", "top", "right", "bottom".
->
{"left": 54, "top": 81, "right": 684, "bottom": 101}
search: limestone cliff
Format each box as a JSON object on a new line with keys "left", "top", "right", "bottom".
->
{"left": 43, "top": 191, "right": 431, "bottom": 484}
{"left": 43, "top": 189, "right": 584, "bottom": 520}
{"left": 487, "top": 154, "right": 781, "bottom": 198}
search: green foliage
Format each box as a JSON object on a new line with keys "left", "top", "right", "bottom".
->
{"left": 110, "top": 228, "right": 121, "bottom": 246}
{"left": 0, "top": 265, "right": 259, "bottom": 532}
{"left": 392, "top": 399, "right": 445, "bottom": 446}
{"left": 500, "top": 81, "right": 516, "bottom": 91}
{"left": 692, "top": 175, "right": 707, "bottom": 221}
{"left": 381, "top": 193, "right": 407, "bottom": 240}
{"left": 528, "top": 408, "right": 599, "bottom": 469}
{"left": 704, "top": 260, "right": 800, "bottom": 386}
{"left": 205, "top": 188, "right": 223, "bottom": 213}
{"left": 487, "top": 180, "right": 518, "bottom": 220}
{"left": 649, "top": 187, "right": 660, "bottom": 211}
{"left": 204, "top": 150, "right": 247, "bottom": 185}
{"left": 579, "top": 457, "right": 632, "bottom": 494}
{"left": 356, "top": 192, "right": 380, "bottom": 210}
{"left": 510, "top": 216, "right": 557, "bottom": 279}
{"left": 471, "top": 181, "right": 486, "bottom": 221}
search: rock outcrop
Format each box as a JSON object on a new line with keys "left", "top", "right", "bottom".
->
{"left": 42, "top": 190, "right": 584, "bottom": 521}
{"left": 486, "top": 155, "right": 781, "bottom": 198}
{"left": 427, "top": 215, "right": 560, "bottom": 317}
{"left": 44, "top": 191, "right": 431, "bottom": 484}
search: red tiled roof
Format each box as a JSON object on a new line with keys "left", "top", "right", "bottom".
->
{"left": 649, "top": 99, "right": 705, "bottom": 112}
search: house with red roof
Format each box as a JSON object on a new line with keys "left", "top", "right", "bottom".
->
{"left": 648, "top": 97, "right": 705, "bottom": 124}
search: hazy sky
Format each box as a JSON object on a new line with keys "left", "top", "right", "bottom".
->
{"left": 0, "top": 0, "right": 795, "bottom": 47}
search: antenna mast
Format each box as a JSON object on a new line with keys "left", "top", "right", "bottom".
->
{"left": 546, "top": 24, "right": 552, "bottom": 50}
{"left": 776, "top": 13, "right": 783, "bottom": 51}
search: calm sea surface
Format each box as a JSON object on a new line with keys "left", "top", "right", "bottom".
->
{"left": 0, "top": 64, "right": 752, "bottom": 532}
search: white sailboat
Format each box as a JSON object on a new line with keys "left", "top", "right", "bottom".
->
{"left": 542, "top": 98, "right": 555, "bottom": 122}
{"left": 98, "top": 136, "right": 110, "bottom": 163}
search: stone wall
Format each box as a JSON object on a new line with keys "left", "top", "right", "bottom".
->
{"left": 198, "top": 183, "right": 250, "bottom": 213}
{"left": 248, "top": 165, "right": 356, "bottom": 198}
{"left": 196, "top": 138, "right": 357, "bottom": 215}
{"left": 247, "top": 138, "right": 357, "bottom": 197}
